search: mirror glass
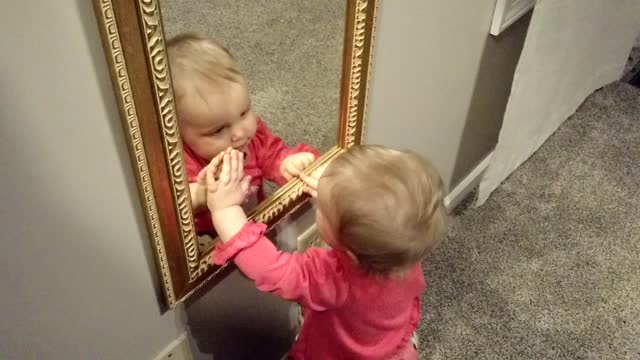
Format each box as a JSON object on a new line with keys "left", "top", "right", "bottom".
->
{"left": 160, "top": 0, "right": 346, "bottom": 249}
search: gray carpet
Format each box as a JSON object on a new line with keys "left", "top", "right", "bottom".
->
{"left": 419, "top": 82, "right": 640, "bottom": 359}
{"left": 160, "top": 0, "right": 344, "bottom": 154}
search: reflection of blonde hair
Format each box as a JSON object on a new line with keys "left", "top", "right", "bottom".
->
{"left": 320, "top": 145, "right": 448, "bottom": 274}
{"left": 166, "top": 33, "right": 244, "bottom": 104}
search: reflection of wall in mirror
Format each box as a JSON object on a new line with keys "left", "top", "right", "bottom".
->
{"left": 367, "top": 0, "right": 531, "bottom": 200}
{"left": 161, "top": 0, "right": 346, "bottom": 154}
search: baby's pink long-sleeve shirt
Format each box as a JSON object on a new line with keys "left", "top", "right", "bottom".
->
{"left": 213, "top": 222, "right": 424, "bottom": 360}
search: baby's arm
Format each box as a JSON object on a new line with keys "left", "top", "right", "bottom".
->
{"left": 213, "top": 222, "right": 348, "bottom": 311}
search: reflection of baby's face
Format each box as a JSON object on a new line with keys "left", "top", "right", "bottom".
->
{"left": 179, "top": 81, "right": 257, "bottom": 161}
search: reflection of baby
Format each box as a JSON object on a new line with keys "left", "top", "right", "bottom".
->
{"left": 206, "top": 145, "right": 449, "bottom": 359}
{"left": 166, "top": 33, "right": 319, "bottom": 236}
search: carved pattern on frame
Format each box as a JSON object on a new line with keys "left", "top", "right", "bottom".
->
{"left": 94, "top": 0, "right": 176, "bottom": 304}
{"left": 345, "top": 0, "right": 371, "bottom": 148}
{"left": 360, "top": 0, "right": 379, "bottom": 146}
{"left": 137, "top": 0, "right": 202, "bottom": 281}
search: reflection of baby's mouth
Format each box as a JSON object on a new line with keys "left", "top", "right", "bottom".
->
{"left": 234, "top": 145, "right": 248, "bottom": 158}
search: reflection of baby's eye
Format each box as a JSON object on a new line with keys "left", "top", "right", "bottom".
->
{"left": 240, "top": 111, "right": 248, "bottom": 117}
{"left": 208, "top": 127, "right": 225, "bottom": 136}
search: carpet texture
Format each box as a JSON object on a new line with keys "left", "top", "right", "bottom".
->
{"left": 160, "top": 0, "right": 344, "bottom": 154}
{"left": 419, "top": 82, "right": 640, "bottom": 359}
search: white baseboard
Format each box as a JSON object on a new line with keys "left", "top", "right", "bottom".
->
{"left": 152, "top": 333, "right": 192, "bottom": 360}
{"left": 297, "top": 223, "right": 318, "bottom": 251}
{"left": 444, "top": 151, "right": 494, "bottom": 211}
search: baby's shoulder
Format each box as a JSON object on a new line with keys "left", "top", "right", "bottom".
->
{"left": 302, "top": 247, "right": 348, "bottom": 270}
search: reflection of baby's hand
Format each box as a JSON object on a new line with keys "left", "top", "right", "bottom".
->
{"left": 206, "top": 150, "right": 252, "bottom": 213}
{"left": 210, "top": 148, "right": 233, "bottom": 180}
{"left": 280, "top": 152, "right": 316, "bottom": 181}
{"left": 190, "top": 154, "right": 223, "bottom": 211}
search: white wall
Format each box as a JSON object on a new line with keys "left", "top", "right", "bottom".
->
{"left": 366, "top": 0, "right": 501, "bottom": 187}
{"left": 478, "top": 0, "right": 640, "bottom": 204}
{"left": 0, "top": 2, "right": 185, "bottom": 359}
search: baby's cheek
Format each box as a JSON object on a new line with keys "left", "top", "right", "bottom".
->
{"left": 247, "top": 116, "right": 258, "bottom": 137}
{"left": 208, "top": 140, "right": 230, "bottom": 158}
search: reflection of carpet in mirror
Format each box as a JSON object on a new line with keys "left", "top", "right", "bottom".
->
{"left": 160, "top": 0, "right": 345, "bottom": 154}
{"left": 263, "top": 180, "right": 278, "bottom": 198}
{"left": 197, "top": 233, "right": 216, "bottom": 252}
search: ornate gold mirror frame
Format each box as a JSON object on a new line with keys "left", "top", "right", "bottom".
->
{"left": 92, "top": 0, "right": 378, "bottom": 308}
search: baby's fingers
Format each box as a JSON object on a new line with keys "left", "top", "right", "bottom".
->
{"left": 290, "top": 156, "right": 310, "bottom": 175}
{"left": 303, "top": 153, "right": 315, "bottom": 166}
{"left": 208, "top": 152, "right": 225, "bottom": 179}
{"left": 219, "top": 153, "right": 231, "bottom": 184}
{"left": 205, "top": 164, "right": 217, "bottom": 193}
{"left": 227, "top": 150, "right": 243, "bottom": 182}
{"left": 197, "top": 165, "right": 209, "bottom": 185}
{"left": 290, "top": 160, "right": 303, "bottom": 175}
{"left": 302, "top": 185, "right": 318, "bottom": 198}
{"left": 236, "top": 150, "right": 245, "bottom": 179}
{"left": 299, "top": 172, "right": 319, "bottom": 189}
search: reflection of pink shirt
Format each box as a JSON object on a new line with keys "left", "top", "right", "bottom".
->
{"left": 213, "top": 222, "right": 423, "bottom": 360}
{"left": 183, "top": 118, "right": 319, "bottom": 235}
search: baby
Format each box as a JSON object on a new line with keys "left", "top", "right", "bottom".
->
{"left": 166, "top": 33, "right": 319, "bottom": 235}
{"left": 206, "top": 145, "right": 448, "bottom": 359}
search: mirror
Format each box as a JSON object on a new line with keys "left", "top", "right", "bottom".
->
{"left": 159, "top": 0, "right": 346, "bottom": 251}
{"left": 92, "top": 0, "right": 377, "bottom": 308}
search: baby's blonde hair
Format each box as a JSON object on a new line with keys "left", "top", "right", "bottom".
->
{"left": 319, "top": 145, "right": 448, "bottom": 274}
{"left": 166, "top": 33, "right": 244, "bottom": 103}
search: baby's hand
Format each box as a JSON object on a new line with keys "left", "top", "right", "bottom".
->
{"left": 190, "top": 152, "right": 225, "bottom": 210}
{"left": 193, "top": 166, "right": 209, "bottom": 205}
{"left": 299, "top": 163, "right": 328, "bottom": 198}
{"left": 280, "top": 152, "right": 316, "bottom": 181}
{"left": 210, "top": 147, "right": 234, "bottom": 180}
{"left": 206, "top": 150, "right": 252, "bottom": 213}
